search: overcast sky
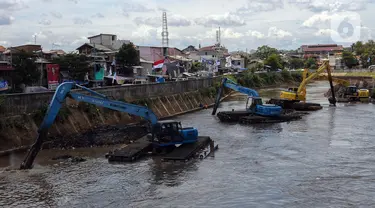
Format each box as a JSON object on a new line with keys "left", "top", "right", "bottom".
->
{"left": 1, "top": 0, "right": 375, "bottom": 52}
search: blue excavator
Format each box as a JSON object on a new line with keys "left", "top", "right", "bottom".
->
{"left": 20, "top": 82, "right": 201, "bottom": 169}
{"left": 212, "top": 77, "right": 282, "bottom": 116}
{"left": 212, "top": 77, "right": 303, "bottom": 123}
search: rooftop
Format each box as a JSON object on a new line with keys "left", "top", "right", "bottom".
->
{"left": 301, "top": 44, "right": 343, "bottom": 52}
{"left": 87, "top": 33, "right": 116, "bottom": 39}
{"left": 76, "top": 43, "right": 112, "bottom": 51}
{"left": 0, "top": 46, "right": 5, "bottom": 53}
{"left": 199, "top": 45, "right": 216, "bottom": 51}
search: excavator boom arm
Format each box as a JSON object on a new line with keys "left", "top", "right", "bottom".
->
{"left": 297, "top": 61, "right": 329, "bottom": 94}
{"left": 212, "top": 77, "right": 260, "bottom": 115}
{"left": 20, "top": 82, "right": 158, "bottom": 169}
{"left": 297, "top": 60, "right": 336, "bottom": 105}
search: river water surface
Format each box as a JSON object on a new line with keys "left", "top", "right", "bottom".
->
{"left": 1, "top": 81, "right": 375, "bottom": 208}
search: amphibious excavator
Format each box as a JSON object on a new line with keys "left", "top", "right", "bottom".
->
{"left": 267, "top": 60, "right": 337, "bottom": 110}
{"left": 20, "top": 82, "right": 213, "bottom": 169}
{"left": 212, "top": 77, "right": 304, "bottom": 124}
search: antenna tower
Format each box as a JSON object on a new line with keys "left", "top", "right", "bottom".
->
{"left": 162, "top": 11, "right": 169, "bottom": 57}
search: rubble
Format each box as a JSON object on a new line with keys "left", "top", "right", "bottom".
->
{"left": 324, "top": 84, "right": 348, "bottom": 98}
{"left": 43, "top": 124, "right": 148, "bottom": 150}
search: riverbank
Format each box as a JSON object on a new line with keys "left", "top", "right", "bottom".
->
{"left": 0, "top": 71, "right": 302, "bottom": 153}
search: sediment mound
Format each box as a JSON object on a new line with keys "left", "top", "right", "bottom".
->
{"left": 324, "top": 84, "right": 347, "bottom": 98}
{"left": 43, "top": 124, "right": 148, "bottom": 150}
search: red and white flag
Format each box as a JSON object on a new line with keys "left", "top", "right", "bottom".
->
{"left": 153, "top": 59, "right": 164, "bottom": 69}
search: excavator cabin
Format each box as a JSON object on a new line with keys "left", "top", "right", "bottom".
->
{"left": 151, "top": 120, "right": 198, "bottom": 146}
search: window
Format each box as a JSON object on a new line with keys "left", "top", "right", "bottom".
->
{"left": 205, "top": 52, "right": 207, "bottom": 55}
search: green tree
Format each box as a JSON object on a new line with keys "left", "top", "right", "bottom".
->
{"left": 254, "top": 45, "right": 278, "bottom": 60}
{"left": 11, "top": 50, "right": 40, "bottom": 87}
{"left": 264, "top": 53, "right": 282, "bottom": 70}
{"left": 115, "top": 43, "right": 140, "bottom": 68}
{"left": 53, "top": 53, "right": 91, "bottom": 80}
{"left": 255, "top": 62, "right": 264, "bottom": 70}
{"left": 288, "top": 58, "right": 305, "bottom": 69}
{"left": 342, "top": 50, "right": 358, "bottom": 68}
{"left": 304, "top": 58, "right": 317, "bottom": 69}
{"left": 190, "top": 62, "right": 202, "bottom": 72}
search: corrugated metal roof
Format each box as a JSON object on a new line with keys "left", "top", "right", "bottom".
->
{"left": 76, "top": 43, "right": 112, "bottom": 51}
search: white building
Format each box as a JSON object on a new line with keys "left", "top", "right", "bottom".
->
{"left": 87, "top": 34, "right": 130, "bottom": 50}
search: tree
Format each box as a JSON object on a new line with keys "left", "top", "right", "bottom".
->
{"left": 254, "top": 45, "right": 278, "bottom": 60}
{"left": 304, "top": 58, "right": 317, "bottom": 69}
{"left": 264, "top": 54, "right": 282, "bottom": 70}
{"left": 11, "top": 50, "right": 40, "bottom": 88}
{"left": 342, "top": 50, "right": 358, "bottom": 68}
{"left": 190, "top": 62, "right": 202, "bottom": 72}
{"left": 115, "top": 43, "right": 140, "bottom": 68}
{"left": 288, "top": 58, "right": 305, "bottom": 69}
{"left": 53, "top": 53, "right": 91, "bottom": 80}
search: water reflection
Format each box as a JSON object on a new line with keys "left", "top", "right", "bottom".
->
{"left": 251, "top": 123, "right": 283, "bottom": 133}
{"left": 0, "top": 170, "right": 56, "bottom": 207}
{"left": 149, "top": 158, "right": 199, "bottom": 187}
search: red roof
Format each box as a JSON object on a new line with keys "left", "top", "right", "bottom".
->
{"left": 199, "top": 45, "right": 215, "bottom": 51}
{"left": 0, "top": 46, "right": 5, "bottom": 53}
{"left": 302, "top": 44, "right": 343, "bottom": 52}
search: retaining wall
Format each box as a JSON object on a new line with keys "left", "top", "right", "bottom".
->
{"left": 0, "top": 78, "right": 222, "bottom": 151}
{"left": 0, "top": 77, "right": 220, "bottom": 117}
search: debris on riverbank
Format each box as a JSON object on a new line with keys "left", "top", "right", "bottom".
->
{"left": 52, "top": 155, "right": 86, "bottom": 163}
{"left": 42, "top": 124, "right": 148, "bottom": 150}
{"left": 324, "top": 84, "right": 348, "bottom": 98}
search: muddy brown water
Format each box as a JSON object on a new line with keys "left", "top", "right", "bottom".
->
{"left": 1, "top": 81, "right": 375, "bottom": 208}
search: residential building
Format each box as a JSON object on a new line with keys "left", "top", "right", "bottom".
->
{"left": 198, "top": 44, "right": 229, "bottom": 70}
{"left": 226, "top": 55, "right": 245, "bottom": 70}
{"left": 182, "top": 45, "right": 198, "bottom": 53}
{"left": 298, "top": 44, "right": 344, "bottom": 69}
{"left": 137, "top": 46, "right": 184, "bottom": 62}
{"left": 298, "top": 44, "right": 343, "bottom": 59}
{"left": 87, "top": 33, "right": 131, "bottom": 51}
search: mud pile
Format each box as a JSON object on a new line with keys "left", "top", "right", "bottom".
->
{"left": 324, "top": 84, "right": 348, "bottom": 98}
{"left": 43, "top": 124, "right": 149, "bottom": 150}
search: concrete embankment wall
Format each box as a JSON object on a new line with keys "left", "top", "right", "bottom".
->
{"left": 0, "top": 78, "right": 222, "bottom": 151}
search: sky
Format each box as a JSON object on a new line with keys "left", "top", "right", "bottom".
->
{"left": 1, "top": 0, "right": 375, "bottom": 53}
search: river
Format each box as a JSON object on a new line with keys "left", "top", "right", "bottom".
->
{"left": 1, "top": 81, "right": 375, "bottom": 208}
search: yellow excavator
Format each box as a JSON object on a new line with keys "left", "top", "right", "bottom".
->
{"left": 279, "top": 60, "right": 335, "bottom": 102}
{"left": 267, "top": 61, "right": 334, "bottom": 110}
{"left": 279, "top": 60, "right": 370, "bottom": 103}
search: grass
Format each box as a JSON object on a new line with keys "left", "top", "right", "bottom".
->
{"left": 343, "top": 72, "right": 375, "bottom": 78}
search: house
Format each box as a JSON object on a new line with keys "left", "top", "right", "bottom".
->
{"left": 198, "top": 44, "right": 228, "bottom": 70}
{"left": 76, "top": 33, "right": 132, "bottom": 64}
{"left": 137, "top": 46, "right": 184, "bottom": 62}
{"left": 42, "top": 49, "right": 66, "bottom": 60}
{"left": 182, "top": 45, "right": 198, "bottom": 53}
{"left": 87, "top": 33, "right": 131, "bottom": 51}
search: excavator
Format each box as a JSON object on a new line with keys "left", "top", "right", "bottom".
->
{"left": 279, "top": 60, "right": 336, "bottom": 104}
{"left": 20, "top": 82, "right": 204, "bottom": 170}
{"left": 278, "top": 59, "right": 369, "bottom": 103}
{"left": 212, "top": 77, "right": 282, "bottom": 117}
{"left": 211, "top": 77, "right": 304, "bottom": 123}
{"left": 267, "top": 60, "right": 337, "bottom": 110}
